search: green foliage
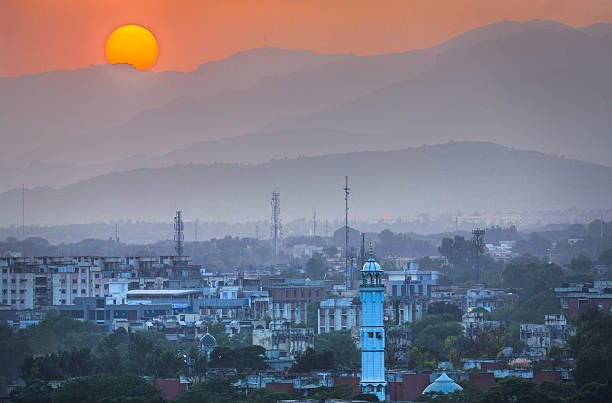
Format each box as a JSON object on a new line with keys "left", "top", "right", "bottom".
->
{"left": 290, "top": 348, "right": 334, "bottom": 372}
{"left": 175, "top": 377, "right": 241, "bottom": 403}
{"left": 570, "top": 308, "right": 612, "bottom": 390}
{"left": 305, "top": 253, "right": 327, "bottom": 279}
{"left": 314, "top": 329, "right": 360, "bottom": 369}
{"left": 127, "top": 332, "right": 183, "bottom": 378}
{"left": 569, "top": 254, "right": 594, "bottom": 272}
{"left": 438, "top": 236, "right": 474, "bottom": 268}
{"left": 52, "top": 374, "right": 165, "bottom": 403}
{"left": 10, "top": 379, "right": 53, "bottom": 403}
{"left": 0, "top": 317, "right": 103, "bottom": 391}
{"left": 427, "top": 302, "right": 462, "bottom": 321}
{"left": 599, "top": 248, "right": 612, "bottom": 266}
{"left": 209, "top": 346, "right": 267, "bottom": 372}
{"left": 376, "top": 229, "right": 437, "bottom": 258}
{"left": 478, "top": 377, "right": 561, "bottom": 403}
{"left": 306, "top": 301, "right": 320, "bottom": 329}
{"left": 411, "top": 314, "right": 464, "bottom": 360}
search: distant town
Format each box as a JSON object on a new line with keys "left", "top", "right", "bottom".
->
{"left": 2, "top": 197, "right": 611, "bottom": 401}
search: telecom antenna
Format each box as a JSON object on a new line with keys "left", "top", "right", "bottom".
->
{"left": 21, "top": 184, "right": 25, "bottom": 240}
{"left": 472, "top": 228, "right": 486, "bottom": 283}
{"left": 312, "top": 211, "right": 317, "bottom": 239}
{"left": 115, "top": 223, "right": 119, "bottom": 250}
{"left": 359, "top": 232, "right": 366, "bottom": 268}
{"left": 271, "top": 191, "right": 282, "bottom": 256}
{"left": 174, "top": 210, "right": 184, "bottom": 257}
{"left": 343, "top": 176, "right": 351, "bottom": 289}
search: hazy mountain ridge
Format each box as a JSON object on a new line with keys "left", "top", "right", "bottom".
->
{"left": 2, "top": 20, "right": 612, "bottom": 192}
{"left": 1, "top": 142, "right": 610, "bottom": 226}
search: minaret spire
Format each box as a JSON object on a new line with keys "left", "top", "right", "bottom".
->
{"left": 360, "top": 246, "right": 386, "bottom": 401}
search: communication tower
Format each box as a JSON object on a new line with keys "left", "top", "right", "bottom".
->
{"left": 271, "top": 191, "right": 282, "bottom": 256}
{"left": 344, "top": 176, "right": 352, "bottom": 289}
{"left": 174, "top": 210, "right": 184, "bottom": 257}
{"left": 472, "top": 228, "right": 486, "bottom": 283}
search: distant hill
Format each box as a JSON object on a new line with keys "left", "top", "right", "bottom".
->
{"left": 3, "top": 20, "right": 612, "bottom": 192}
{"left": 1, "top": 48, "right": 346, "bottom": 162}
{"left": 0, "top": 142, "right": 610, "bottom": 226}
{"left": 267, "top": 26, "right": 612, "bottom": 166}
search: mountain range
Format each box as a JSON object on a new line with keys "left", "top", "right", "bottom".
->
{"left": 0, "top": 142, "right": 610, "bottom": 226}
{"left": 1, "top": 20, "right": 611, "bottom": 224}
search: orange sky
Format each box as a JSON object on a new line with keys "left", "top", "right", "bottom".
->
{"left": 2, "top": 0, "right": 612, "bottom": 77}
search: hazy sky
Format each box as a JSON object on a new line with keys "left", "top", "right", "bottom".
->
{"left": 3, "top": 0, "right": 612, "bottom": 76}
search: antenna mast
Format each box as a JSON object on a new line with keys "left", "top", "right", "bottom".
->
{"left": 21, "top": 184, "right": 25, "bottom": 240}
{"left": 271, "top": 191, "right": 282, "bottom": 256}
{"left": 344, "top": 176, "right": 351, "bottom": 289}
{"left": 472, "top": 228, "right": 486, "bottom": 283}
{"left": 174, "top": 210, "right": 184, "bottom": 257}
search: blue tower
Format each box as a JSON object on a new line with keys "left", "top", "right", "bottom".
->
{"left": 360, "top": 251, "right": 386, "bottom": 401}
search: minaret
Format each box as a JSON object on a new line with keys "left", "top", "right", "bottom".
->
{"left": 360, "top": 247, "right": 386, "bottom": 401}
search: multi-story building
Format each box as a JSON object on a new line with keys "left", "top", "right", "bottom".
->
{"left": 554, "top": 280, "right": 612, "bottom": 318}
{"left": 252, "top": 320, "right": 315, "bottom": 368}
{"left": 520, "top": 314, "right": 576, "bottom": 359}
{"left": 462, "top": 310, "right": 502, "bottom": 340}
{"left": 317, "top": 297, "right": 360, "bottom": 334}
{"left": 267, "top": 280, "right": 328, "bottom": 325}
{"left": 385, "top": 263, "right": 440, "bottom": 323}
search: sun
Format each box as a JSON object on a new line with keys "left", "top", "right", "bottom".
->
{"left": 105, "top": 24, "right": 158, "bottom": 70}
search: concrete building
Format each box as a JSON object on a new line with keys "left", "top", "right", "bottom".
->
{"left": 359, "top": 254, "right": 386, "bottom": 401}
{"left": 252, "top": 320, "right": 314, "bottom": 369}
{"left": 554, "top": 280, "right": 612, "bottom": 318}
{"left": 385, "top": 264, "right": 440, "bottom": 324}
{"left": 462, "top": 310, "right": 502, "bottom": 340}
{"left": 317, "top": 297, "right": 360, "bottom": 334}
{"left": 520, "top": 314, "right": 575, "bottom": 359}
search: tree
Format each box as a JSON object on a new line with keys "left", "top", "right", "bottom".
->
{"left": 52, "top": 375, "right": 165, "bottom": 403}
{"left": 427, "top": 302, "right": 462, "bottom": 321}
{"left": 305, "top": 253, "right": 327, "bottom": 279}
{"left": 599, "top": 248, "right": 612, "bottom": 266}
{"left": 93, "top": 334, "right": 125, "bottom": 375}
{"left": 569, "top": 254, "right": 593, "bottom": 272}
{"left": 411, "top": 314, "right": 463, "bottom": 359}
{"left": 314, "top": 330, "right": 360, "bottom": 369}
{"left": 570, "top": 308, "right": 612, "bottom": 390}
{"left": 290, "top": 348, "right": 334, "bottom": 372}
{"left": 10, "top": 380, "right": 53, "bottom": 403}
{"left": 209, "top": 346, "right": 267, "bottom": 372}
{"left": 438, "top": 236, "right": 474, "bottom": 268}
{"left": 175, "top": 377, "right": 242, "bottom": 403}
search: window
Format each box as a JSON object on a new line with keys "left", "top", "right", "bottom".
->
{"left": 368, "top": 331, "right": 374, "bottom": 338}
{"left": 376, "top": 332, "right": 382, "bottom": 339}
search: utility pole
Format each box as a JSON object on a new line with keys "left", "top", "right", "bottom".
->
{"left": 344, "top": 176, "right": 351, "bottom": 289}
{"left": 21, "top": 184, "right": 25, "bottom": 240}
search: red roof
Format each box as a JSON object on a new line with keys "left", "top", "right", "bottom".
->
{"left": 469, "top": 372, "right": 496, "bottom": 391}
{"left": 265, "top": 382, "right": 296, "bottom": 394}
{"left": 481, "top": 362, "right": 505, "bottom": 371}
{"left": 154, "top": 378, "right": 188, "bottom": 401}
{"left": 533, "top": 371, "right": 562, "bottom": 383}
{"left": 389, "top": 373, "right": 431, "bottom": 402}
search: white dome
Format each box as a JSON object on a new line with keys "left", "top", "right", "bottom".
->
{"left": 199, "top": 332, "right": 217, "bottom": 352}
{"left": 362, "top": 256, "right": 382, "bottom": 273}
{"left": 422, "top": 372, "right": 463, "bottom": 395}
